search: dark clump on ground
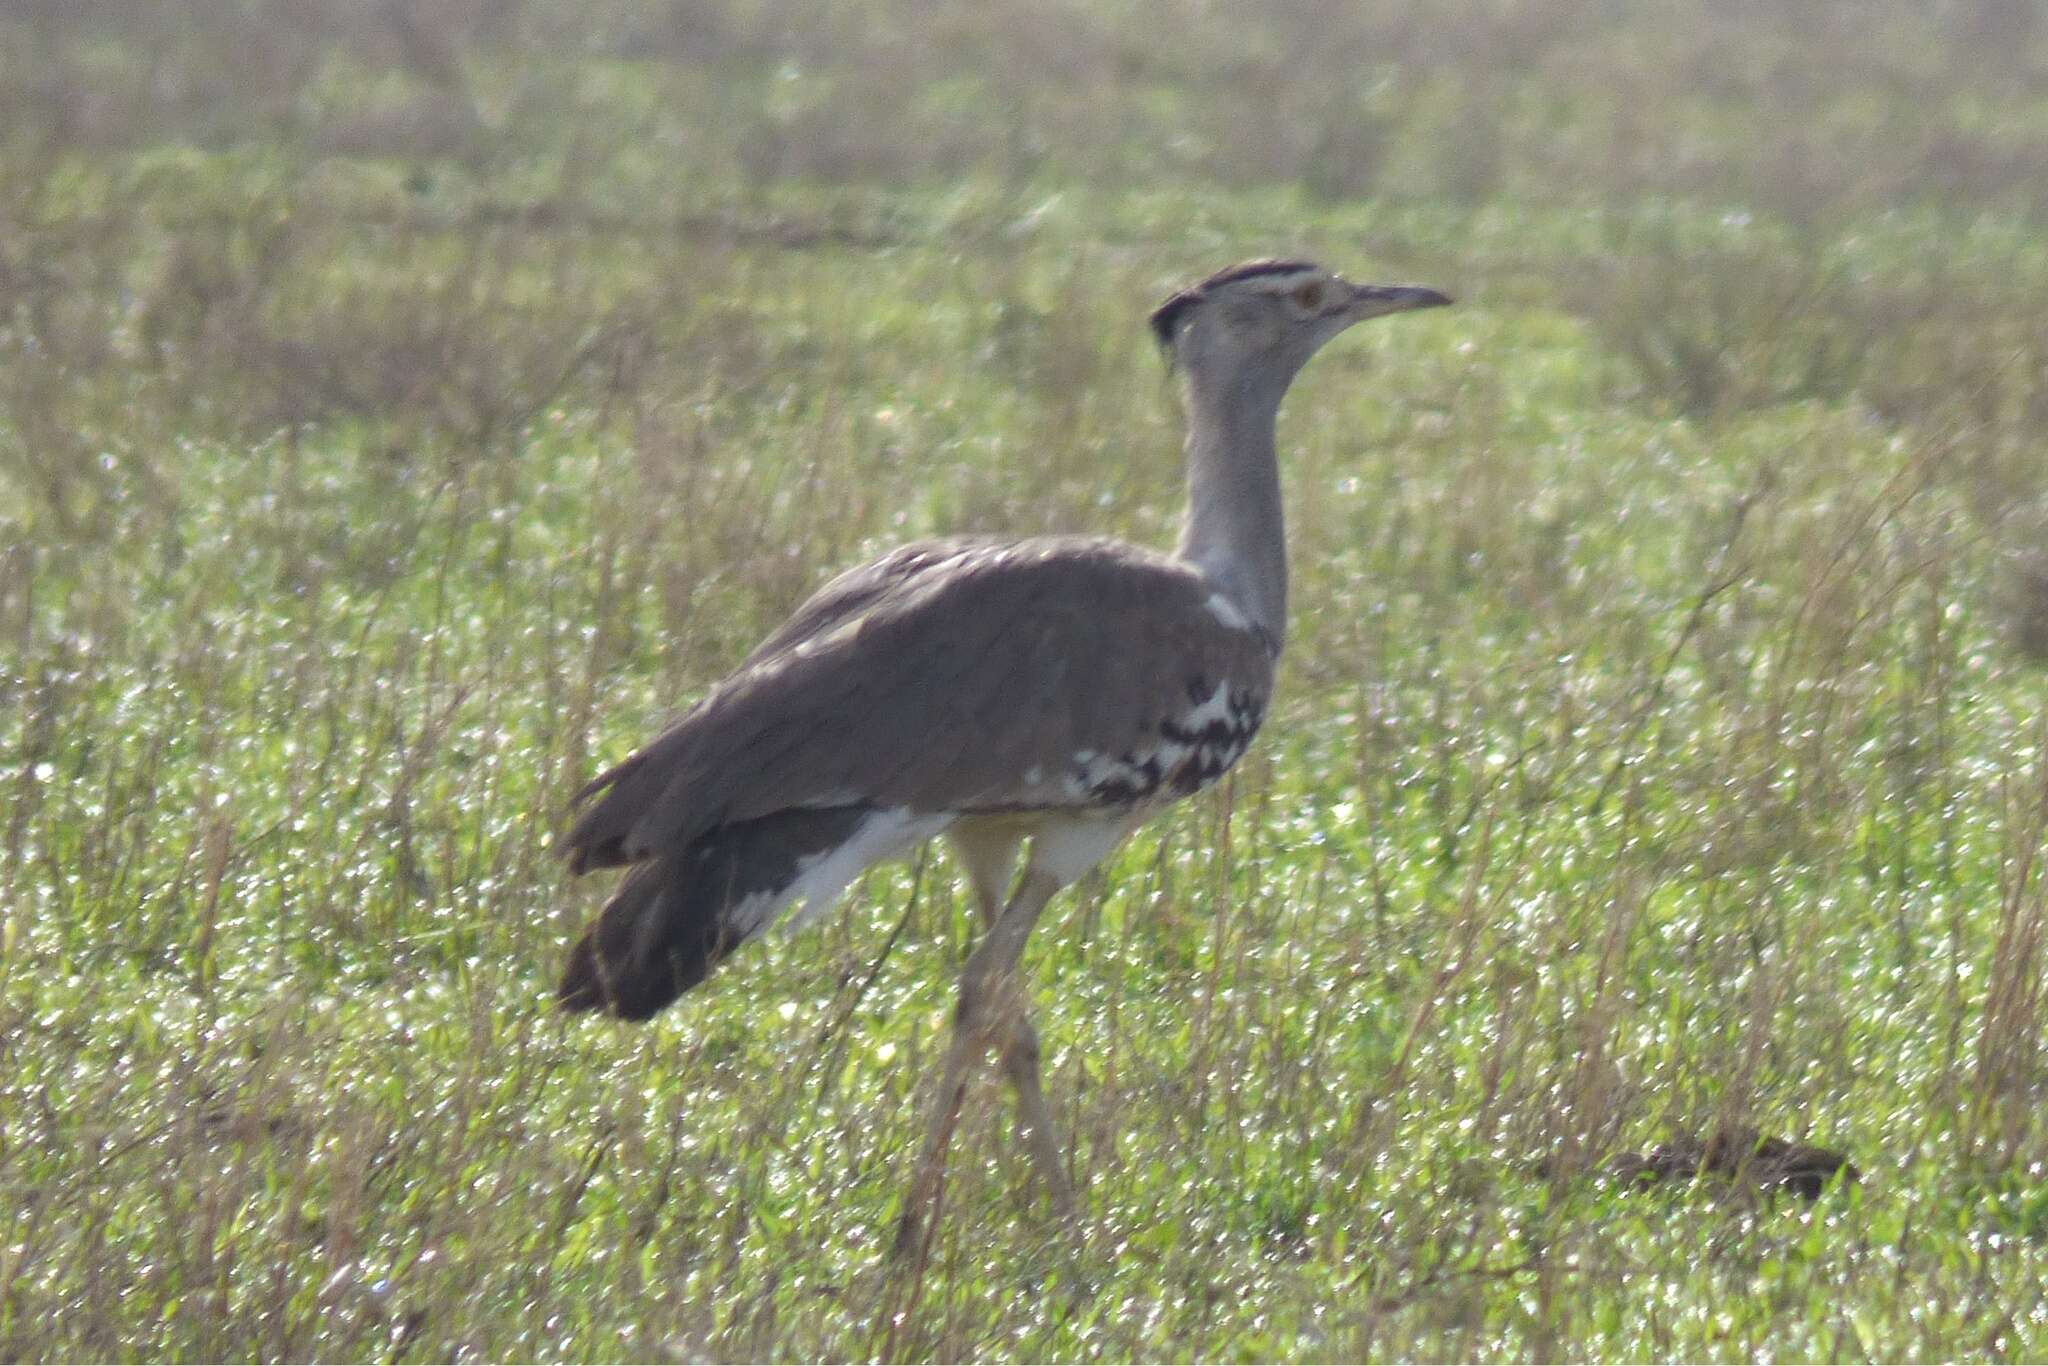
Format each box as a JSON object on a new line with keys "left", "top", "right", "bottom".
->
{"left": 1606, "top": 1128, "right": 1860, "bottom": 1200}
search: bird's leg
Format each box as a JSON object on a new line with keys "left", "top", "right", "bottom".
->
{"left": 998, "top": 1012, "right": 1077, "bottom": 1221}
{"left": 966, "top": 848, "right": 1075, "bottom": 1217}
{"left": 895, "top": 869, "right": 1063, "bottom": 1260}
{"left": 948, "top": 824, "right": 1023, "bottom": 927}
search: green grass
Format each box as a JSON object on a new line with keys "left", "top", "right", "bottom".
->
{"left": 5, "top": 2, "right": 2048, "bottom": 1359}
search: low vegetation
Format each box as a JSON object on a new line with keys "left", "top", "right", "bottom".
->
{"left": 3, "top": 1, "right": 2045, "bottom": 1358}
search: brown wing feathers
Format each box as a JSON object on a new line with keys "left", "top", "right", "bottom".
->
{"left": 558, "top": 537, "right": 1274, "bottom": 1017}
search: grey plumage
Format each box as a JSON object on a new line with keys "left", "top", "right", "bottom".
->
{"left": 554, "top": 259, "right": 1450, "bottom": 1244}
{"left": 565, "top": 538, "right": 1273, "bottom": 869}
{"left": 556, "top": 537, "right": 1274, "bottom": 1014}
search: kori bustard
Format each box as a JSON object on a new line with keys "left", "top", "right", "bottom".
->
{"left": 558, "top": 260, "right": 1450, "bottom": 1238}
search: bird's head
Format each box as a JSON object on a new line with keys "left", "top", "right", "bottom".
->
{"left": 1149, "top": 259, "right": 1450, "bottom": 395}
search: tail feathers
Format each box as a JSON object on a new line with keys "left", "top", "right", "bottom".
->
{"left": 558, "top": 806, "right": 871, "bottom": 1020}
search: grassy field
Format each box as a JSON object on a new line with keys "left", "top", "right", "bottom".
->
{"left": 5, "top": 1, "right": 2048, "bottom": 1359}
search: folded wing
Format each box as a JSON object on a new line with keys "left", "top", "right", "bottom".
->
{"left": 563, "top": 535, "right": 1275, "bottom": 871}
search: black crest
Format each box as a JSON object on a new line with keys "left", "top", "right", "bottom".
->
{"left": 1148, "top": 258, "right": 1319, "bottom": 350}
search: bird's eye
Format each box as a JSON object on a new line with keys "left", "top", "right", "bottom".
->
{"left": 1292, "top": 281, "right": 1325, "bottom": 310}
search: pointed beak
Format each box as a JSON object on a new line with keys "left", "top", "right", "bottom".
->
{"left": 1342, "top": 282, "right": 1453, "bottom": 321}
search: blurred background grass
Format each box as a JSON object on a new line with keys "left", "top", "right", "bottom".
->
{"left": 3, "top": 1, "right": 2048, "bottom": 1359}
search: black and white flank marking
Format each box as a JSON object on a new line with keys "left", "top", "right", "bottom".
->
{"left": 1068, "top": 676, "right": 1266, "bottom": 806}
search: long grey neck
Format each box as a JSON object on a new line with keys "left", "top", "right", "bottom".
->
{"left": 1173, "top": 366, "right": 1291, "bottom": 649}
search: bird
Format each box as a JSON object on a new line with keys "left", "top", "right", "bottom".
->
{"left": 555, "top": 259, "right": 1451, "bottom": 1245}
